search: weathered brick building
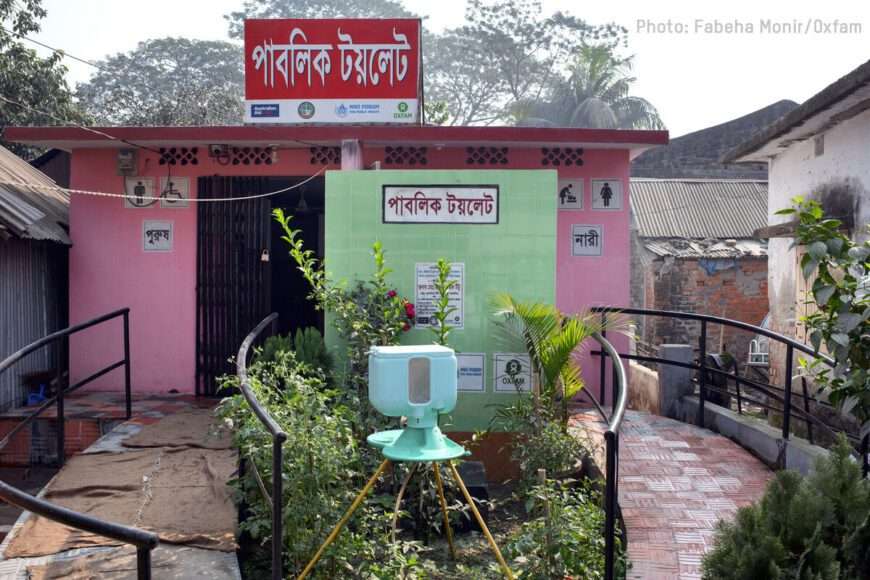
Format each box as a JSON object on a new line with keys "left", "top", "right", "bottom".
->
{"left": 630, "top": 179, "right": 769, "bottom": 363}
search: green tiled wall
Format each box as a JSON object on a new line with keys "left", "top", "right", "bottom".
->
{"left": 324, "top": 169, "right": 557, "bottom": 431}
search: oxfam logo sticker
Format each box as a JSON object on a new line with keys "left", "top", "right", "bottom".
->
{"left": 297, "top": 101, "right": 316, "bottom": 119}
{"left": 393, "top": 101, "right": 413, "bottom": 120}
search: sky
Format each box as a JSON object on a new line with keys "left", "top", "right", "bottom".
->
{"left": 29, "top": 0, "right": 870, "bottom": 137}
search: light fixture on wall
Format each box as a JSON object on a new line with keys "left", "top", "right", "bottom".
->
{"left": 295, "top": 186, "right": 309, "bottom": 214}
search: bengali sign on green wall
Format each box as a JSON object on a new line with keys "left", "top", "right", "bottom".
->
{"left": 324, "top": 169, "right": 557, "bottom": 431}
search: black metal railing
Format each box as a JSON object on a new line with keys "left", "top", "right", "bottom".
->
{"left": 591, "top": 307, "right": 869, "bottom": 478}
{"left": 583, "top": 331, "right": 628, "bottom": 580}
{"left": 236, "top": 312, "right": 286, "bottom": 580}
{"left": 0, "top": 307, "right": 133, "bottom": 465}
{"left": 0, "top": 478, "right": 158, "bottom": 579}
{"left": 0, "top": 307, "right": 157, "bottom": 579}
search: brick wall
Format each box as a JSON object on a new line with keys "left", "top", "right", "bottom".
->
{"left": 641, "top": 256, "right": 769, "bottom": 366}
{"left": 0, "top": 418, "right": 110, "bottom": 466}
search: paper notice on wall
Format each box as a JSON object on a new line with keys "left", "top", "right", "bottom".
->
{"left": 457, "top": 353, "right": 485, "bottom": 392}
{"left": 414, "top": 262, "right": 464, "bottom": 330}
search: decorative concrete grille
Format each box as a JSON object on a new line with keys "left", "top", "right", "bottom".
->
{"left": 541, "top": 147, "right": 584, "bottom": 167}
{"left": 384, "top": 146, "right": 428, "bottom": 166}
{"left": 158, "top": 147, "right": 199, "bottom": 166}
{"left": 309, "top": 146, "right": 341, "bottom": 165}
{"left": 465, "top": 147, "right": 509, "bottom": 165}
{"left": 230, "top": 147, "right": 276, "bottom": 166}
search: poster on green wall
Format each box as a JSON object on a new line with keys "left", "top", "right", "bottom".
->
{"left": 325, "top": 169, "right": 557, "bottom": 432}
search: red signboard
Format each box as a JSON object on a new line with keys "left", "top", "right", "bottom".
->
{"left": 243, "top": 18, "right": 422, "bottom": 124}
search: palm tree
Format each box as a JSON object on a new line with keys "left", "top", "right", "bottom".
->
{"left": 491, "top": 293, "right": 607, "bottom": 430}
{"left": 514, "top": 44, "right": 664, "bottom": 130}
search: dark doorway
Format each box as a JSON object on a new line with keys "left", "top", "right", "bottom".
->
{"left": 195, "top": 176, "right": 325, "bottom": 396}
{"left": 269, "top": 177, "right": 325, "bottom": 337}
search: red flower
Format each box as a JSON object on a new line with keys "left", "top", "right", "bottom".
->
{"left": 387, "top": 289, "right": 397, "bottom": 298}
{"left": 402, "top": 322, "right": 411, "bottom": 331}
{"left": 404, "top": 302, "right": 415, "bottom": 316}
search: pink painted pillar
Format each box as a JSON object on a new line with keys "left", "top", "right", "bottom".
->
{"left": 553, "top": 149, "right": 632, "bottom": 405}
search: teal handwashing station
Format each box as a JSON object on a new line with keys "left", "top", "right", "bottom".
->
{"left": 366, "top": 345, "right": 468, "bottom": 462}
{"left": 298, "top": 344, "right": 514, "bottom": 580}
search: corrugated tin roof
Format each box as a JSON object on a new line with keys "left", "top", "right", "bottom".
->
{"left": 0, "top": 145, "right": 69, "bottom": 244}
{"left": 631, "top": 178, "right": 767, "bottom": 239}
{"left": 644, "top": 238, "right": 767, "bottom": 259}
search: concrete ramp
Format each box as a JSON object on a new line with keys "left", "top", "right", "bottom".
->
{"left": 0, "top": 395, "right": 241, "bottom": 580}
{"left": 571, "top": 408, "right": 773, "bottom": 579}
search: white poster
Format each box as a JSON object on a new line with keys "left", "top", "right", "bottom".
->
{"left": 383, "top": 186, "right": 498, "bottom": 224}
{"left": 558, "top": 179, "right": 583, "bottom": 210}
{"left": 124, "top": 177, "right": 156, "bottom": 208}
{"left": 160, "top": 176, "right": 190, "bottom": 208}
{"left": 572, "top": 224, "right": 603, "bottom": 257}
{"left": 414, "top": 262, "right": 464, "bottom": 329}
{"left": 457, "top": 353, "right": 485, "bottom": 392}
{"left": 143, "top": 220, "right": 173, "bottom": 252}
{"left": 591, "top": 179, "right": 623, "bottom": 210}
{"left": 494, "top": 353, "right": 532, "bottom": 392}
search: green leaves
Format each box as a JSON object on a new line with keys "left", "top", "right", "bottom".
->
{"left": 703, "top": 435, "right": 870, "bottom": 580}
{"left": 430, "top": 258, "right": 458, "bottom": 346}
{"left": 789, "top": 197, "right": 870, "bottom": 430}
{"left": 74, "top": 37, "right": 244, "bottom": 126}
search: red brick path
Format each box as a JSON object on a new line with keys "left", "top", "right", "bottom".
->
{"left": 571, "top": 409, "right": 773, "bottom": 580}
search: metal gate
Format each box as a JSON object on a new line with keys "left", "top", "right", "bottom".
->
{"left": 196, "top": 177, "right": 272, "bottom": 396}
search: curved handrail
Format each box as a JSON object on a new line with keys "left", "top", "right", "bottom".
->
{"left": 235, "top": 312, "right": 285, "bottom": 580}
{"left": 588, "top": 332, "right": 627, "bottom": 580}
{"left": 593, "top": 332, "right": 627, "bottom": 434}
{"left": 0, "top": 307, "right": 155, "bottom": 579}
{"left": 236, "top": 312, "right": 286, "bottom": 442}
{"left": 592, "top": 306, "right": 836, "bottom": 366}
{"left": 0, "top": 479, "right": 159, "bottom": 549}
{"left": 0, "top": 307, "right": 130, "bottom": 373}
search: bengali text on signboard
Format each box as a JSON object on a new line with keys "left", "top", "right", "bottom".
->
{"left": 383, "top": 185, "right": 499, "bottom": 224}
{"left": 244, "top": 18, "right": 421, "bottom": 123}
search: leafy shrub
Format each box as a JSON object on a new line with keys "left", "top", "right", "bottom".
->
{"left": 291, "top": 327, "right": 334, "bottom": 375}
{"left": 258, "top": 333, "right": 292, "bottom": 363}
{"left": 701, "top": 435, "right": 870, "bottom": 579}
{"left": 274, "top": 209, "right": 415, "bottom": 436}
{"left": 505, "top": 480, "right": 627, "bottom": 579}
{"left": 218, "top": 351, "right": 425, "bottom": 578}
{"left": 495, "top": 394, "right": 586, "bottom": 486}
{"left": 778, "top": 197, "right": 870, "bottom": 437}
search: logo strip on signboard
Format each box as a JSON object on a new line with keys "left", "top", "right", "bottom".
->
{"left": 382, "top": 185, "right": 499, "bottom": 224}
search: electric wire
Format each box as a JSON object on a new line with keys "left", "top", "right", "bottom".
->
{"left": 0, "top": 167, "right": 326, "bottom": 203}
{"left": 0, "top": 94, "right": 162, "bottom": 155}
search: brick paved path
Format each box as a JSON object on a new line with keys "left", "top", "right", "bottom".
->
{"left": 570, "top": 409, "right": 773, "bottom": 580}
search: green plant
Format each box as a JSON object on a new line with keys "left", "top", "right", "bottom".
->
{"left": 505, "top": 479, "right": 627, "bottom": 579}
{"left": 217, "top": 350, "right": 426, "bottom": 578}
{"left": 777, "top": 197, "right": 870, "bottom": 440}
{"left": 701, "top": 434, "right": 870, "bottom": 579}
{"left": 430, "top": 258, "right": 458, "bottom": 346}
{"left": 258, "top": 333, "right": 292, "bottom": 363}
{"left": 274, "top": 208, "right": 413, "bottom": 434}
{"left": 492, "top": 293, "right": 606, "bottom": 430}
{"left": 494, "top": 395, "right": 586, "bottom": 485}
{"left": 293, "top": 327, "right": 333, "bottom": 374}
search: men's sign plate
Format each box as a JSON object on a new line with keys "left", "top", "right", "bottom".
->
{"left": 383, "top": 185, "right": 498, "bottom": 224}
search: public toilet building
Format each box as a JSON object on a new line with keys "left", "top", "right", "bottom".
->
{"left": 7, "top": 125, "right": 666, "bottom": 436}
{"left": 6, "top": 17, "right": 668, "bottom": 446}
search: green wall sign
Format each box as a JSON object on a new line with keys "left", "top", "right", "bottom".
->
{"left": 325, "top": 169, "right": 557, "bottom": 431}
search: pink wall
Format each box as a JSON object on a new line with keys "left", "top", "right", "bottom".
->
{"left": 67, "top": 144, "right": 631, "bottom": 398}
